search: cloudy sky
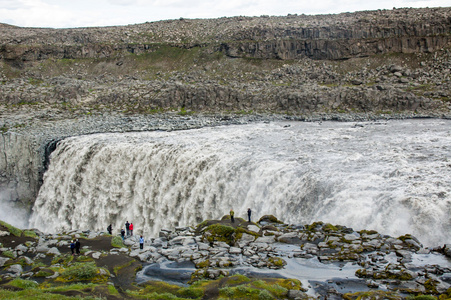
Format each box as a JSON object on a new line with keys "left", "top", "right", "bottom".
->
{"left": 0, "top": 0, "right": 449, "bottom": 28}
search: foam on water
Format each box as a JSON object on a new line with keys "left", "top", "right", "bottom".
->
{"left": 29, "top": 119, "right": 451, "bottom": 246}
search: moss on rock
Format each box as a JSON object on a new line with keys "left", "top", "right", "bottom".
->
{"left": 258, "top": 215, "right": 283, "bottom": 224}
{"left": 202, "top": 224, "right": 236, "bottom": 245}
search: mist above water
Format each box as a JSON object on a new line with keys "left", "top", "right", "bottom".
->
{"left": 29, "top": 119, "right": 451, "bottom": 247}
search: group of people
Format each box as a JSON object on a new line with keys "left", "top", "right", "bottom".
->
{"left": 230, "top": 208, "right": 252, "bottom": 223}
{"left": 103, "top": 209, "right": 254, "bottom": 252}
{"left": 70, "top": 239, "right": 81, "bottom": 255}
{"left": 107, "top": 221, "right": 145, "bottom": 249}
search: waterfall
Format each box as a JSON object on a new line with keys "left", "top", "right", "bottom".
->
{"left": 29, "top": 120, "right": 451, "bottom": 247}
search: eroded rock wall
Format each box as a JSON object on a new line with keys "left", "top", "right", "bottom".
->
{"left": 0, "top": 133, "right": 43, "bottom": 205}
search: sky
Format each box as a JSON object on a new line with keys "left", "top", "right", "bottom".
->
{"left": 0, "top": 0, "right": 449, "bottom": 29}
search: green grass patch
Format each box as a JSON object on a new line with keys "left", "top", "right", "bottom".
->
{"left": 35, "top": 269, "right": 54, "bottom": 277}
{"left": 51, "top": 254, "right": 74, "bottom": 266}
{"left": 203, "top": 224, "right": 236, "bottom": 245}
{"left": 113, "top": 260, "right": 134, "bottom": 275}
{"left": 45, "top": 282, "right": 98, "bottom": 292}
{"left": 0, "top": 289, "right": 77, "bottom": 299}
{"left": 75, "top": 255, "right": 94, "bottom": 262}
{"left": 129, "top": 280, "right": 187, "bottom": 299}
{"left": 322, "top": 223, "right": 338, "bottom": 232}
{"left": 219, "top": 285, "right": 269, "bottom": 299}
{"left": 409, "top": 296, "right": 438, "bottom": 300}
{"left": 0, "top": 220, "right": 23, "bottom": 237}
{"left": 59, "top": 262, "right": 99, "bottom": 281}
{"left": 227, "top": 274, "right": 252, "bottom": 285}
{"left": 267, "top": 257, "right": 286, "bottom": 269}
{"left": 343, "top": 290, "right": 403, "bottom": 300}
{"left": 22, "top": 230, "right": 38, "bottom": 238}
{"left": 2, "top": 250, "right": 15, "bottom": 259}
{"left": 7, "top": 278, "right": 39, "bottom": 289}
{"left": 108, "top": 284, "right": 120, "bottom": 296}
{"left": 111, "top": 236, "right": 126, "bottom": 248}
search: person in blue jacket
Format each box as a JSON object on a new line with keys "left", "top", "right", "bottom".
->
{"left": 139, "top": 236, "right": 144, "bottom": 249}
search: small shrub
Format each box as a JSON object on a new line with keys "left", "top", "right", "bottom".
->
{"left": 76, "top": 255, "right": 93, "bottom": 262}
{"left": 2, "top": 250, "right": 15, "bottom": 259}
{"left": 195, "top": 259, "right": 210, "bottom": 269}
{"left": 108, "top": 284, "right": 120, "bottom": 296}
{"left": 177, "top": 286, "right": 204, "bottom": 298}
{"left": 259, "top": 289, "right": 275, "bottom": 300}
{"left": 111, "top": 236, "right": 126, "bottom": 248}
{"left": 35, "top": 270, "right": 54, "bottom": 277}
{"left": 267, "top": 257, "right": 286, "bottom": 269}
{"left": 52, "top": 254, "right": 73, "bottom": 266}
{"left": 60, "top": 262, "right": 98, "bottom": 281}
{"left": 322, "top": 223, "right": 338, "bottom": 232}
{"left": 7, "top": 278, "right": 38, "bottom": 289}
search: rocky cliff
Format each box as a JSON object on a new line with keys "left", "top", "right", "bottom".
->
{"left": 0, "top": 7, "right": 450, "bottom": 116}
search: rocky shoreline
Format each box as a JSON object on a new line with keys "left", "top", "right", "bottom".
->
{"left": 0, "top": 215, "right": 450, "bottom": 299}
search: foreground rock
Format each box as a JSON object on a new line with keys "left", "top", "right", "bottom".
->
{"left": 1, "top": 216, "right": 450, "bottom": 299}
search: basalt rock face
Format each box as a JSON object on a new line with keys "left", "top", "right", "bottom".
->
{"left": 0, "top": 7, "right": 450, "bottom": 61}
{"left": 0, "top": 7, "right": 450, "bottom": 116}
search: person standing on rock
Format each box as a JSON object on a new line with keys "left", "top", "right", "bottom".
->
{"left": 139, "top": 235, "right": 144, "bottom": 249}
{"left": 230, "top": 209, "right": 235, "bottom": 223}
{"left": 130, "top": 223, "right": 134, "bottom": 236}
{"left": 107, "top": 224, "right": 112, "bottom": 235}
{"left": 70, "top": 240, "right": 75, "bottom": 256}
{"left": 121, "top": 228, "right": 125, "bottom": 241}
{"left": 125, "top": 221, "right": 130, "bottom": 236}
{"left": 75, "top": 239, "right": 81, "bottom": 255}
{"left": 247, "top": 208, "right": 252, "bottom": 222}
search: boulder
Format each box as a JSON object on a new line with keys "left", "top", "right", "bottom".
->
{"left": 229, "top": 247, "right": 242, "bottom": 254}
{"left": 0, "top": 257, "right": 10, "bottom": 267}
{"left": 278, "top": 232, "right": 301, "bottom": 244}
{"left": 255, "top": 236, "right": 276, "bottom": 244}
{"left": 443, "top": 244, "right": 451, "bottom": 258}
{"left": 0, "top": 230, "right": 10, "bottom": 237}
{"left": 344, "top": 233, "right": 360, "bottom": 241}
{"left": 47, "top": 247, "right": 61, "bottom": 256}
{"left": 5, "top": 264, "right": 23, "bottom": 277}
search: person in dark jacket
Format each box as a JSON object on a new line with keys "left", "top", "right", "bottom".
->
{"left": 125, "top": 221, "right": 130, "bottom": 236}
{"left": 121, "top": 228, "right": 125, "bottom": 240}
{"left": 247, "top": 208, "right": 252, "bottom": 222}
{"left": 107, "top": 224, "right": 112, "bottom": 235}
{"left": 75, "top": 239, "right": 81, "bottom": 255}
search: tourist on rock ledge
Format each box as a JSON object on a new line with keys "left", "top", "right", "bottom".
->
{"left": 75, "top": 239, "right": 81, "bottom": 255}
{"left": 247, "top": 208, "right": 252, "bottom": 222}
{"left": 139, "top": 235, "right": 144, "bottom": 249}
{"left": 125, "top": 221, "right": 130, "bottom": 236}
{"left": 70, "top": 240, "right": 75, "bottom": 256}
{"left": 107, "top": 224, "right": 112, "bottom": 235}
{"left": 230, "top": 209, "right": 235, "bottom": 223}
{"left": 121, "top": 228, "right": 125, "bottom": 241}
{"left": 130, "top": 223, "right": 134, "bottom": 236}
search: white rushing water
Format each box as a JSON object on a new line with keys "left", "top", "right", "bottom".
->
{"left": 29, "top": 119, "right": 451, "bottom": 246}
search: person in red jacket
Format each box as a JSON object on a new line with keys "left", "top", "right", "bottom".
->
{"left": 130, "top": 223, "right": 134, "bottom": 236}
